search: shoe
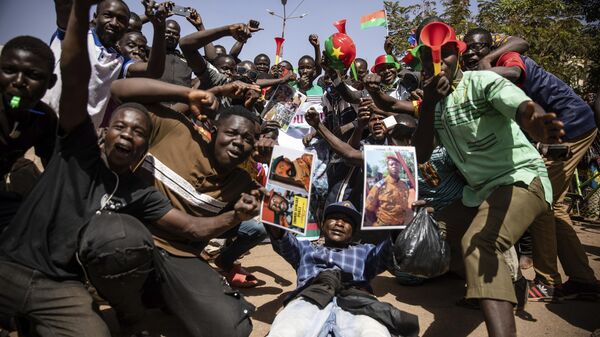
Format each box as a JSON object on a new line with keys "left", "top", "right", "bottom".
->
{"left": 220, "top": 265, "right": 259, "bottom": 288}
{"left": 514, "top": 277, "right": 529, "bottom": 311}
{"left": 528, "top": 280, "right": 557, "bottom": 302}
{"left": 555, "top": 280, "right": 600, "bottom": 301}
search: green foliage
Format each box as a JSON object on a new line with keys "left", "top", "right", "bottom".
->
{"left": 442, "top": 0, "right": 475, "bottom": 35}
{"left": 384, "top": 1, "right": 439, "bottom": 55}
{"left": 477, "top": 0, "right": 596, "bottom": 93}
{"left": 384, "top": 0, "right": 598, "bottom": 93}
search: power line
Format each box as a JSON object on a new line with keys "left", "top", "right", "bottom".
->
{"left": 288, "top": 0, "right": 307, "bottom": 17}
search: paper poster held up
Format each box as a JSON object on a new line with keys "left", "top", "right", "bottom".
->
{"left": 261, "top": 145, "right": 316, "bottom": 236}
{"left": 362, "top": 145, "right": 418, "bottom": 231}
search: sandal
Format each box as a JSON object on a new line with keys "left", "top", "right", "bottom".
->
{"left": 221, "top": 265, "right": 259, "bottom": 288}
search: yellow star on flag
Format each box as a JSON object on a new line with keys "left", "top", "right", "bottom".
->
{"left": 331, "top": 46, "right": 344, "bottom": 58}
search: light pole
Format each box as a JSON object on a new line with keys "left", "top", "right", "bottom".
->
{"left": 267, "top": 0, "right": 308, "bottom": 57}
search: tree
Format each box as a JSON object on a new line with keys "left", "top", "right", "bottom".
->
{"left": 477, "top": 0, "right": 595, "bottom": 92}
{"left": 442, "top": 0, "right": 474, "bottom": 35}
{"left": 384, "top": 1, "right": 439, "bottom": 56}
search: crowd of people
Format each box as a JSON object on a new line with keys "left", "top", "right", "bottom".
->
{"left": 1, "top": 0, "right": 599, "bottom": 336}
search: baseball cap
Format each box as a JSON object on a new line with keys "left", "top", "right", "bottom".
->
{"left": 371, "top": 54, "right": 400, "bottom": 73}
{"left": 323, "top": 201, "right": 362, "bottom": 229}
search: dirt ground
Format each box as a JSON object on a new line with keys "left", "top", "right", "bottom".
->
{"left": 24, "top": 221, "right": 599, "bottom": 337}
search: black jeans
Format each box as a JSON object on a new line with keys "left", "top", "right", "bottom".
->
{"left": 78, "top": 212, "right": 254, "bottom": 337}
{"left": 0, "top": 260, "right": 110, "bottom": 337}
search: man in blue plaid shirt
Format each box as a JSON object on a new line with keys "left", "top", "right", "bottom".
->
{"left": 265, "top": 201, "right": 397, "bottom": 337}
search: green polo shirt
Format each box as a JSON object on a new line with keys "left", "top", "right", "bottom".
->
{"left": 433, "top": 70, "right": 552, "bottom": 207}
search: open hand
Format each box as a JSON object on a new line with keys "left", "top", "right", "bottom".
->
{"left": 518, "top": 101, "right": 564, "bottom": 144}
{"left": 220, "top": 81, "right": 261, "bottom": 99}
{"left": 186, "top": 8, "right": 202, "bottom": 27}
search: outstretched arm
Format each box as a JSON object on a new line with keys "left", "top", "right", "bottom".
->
{"left": 255, "top": 72, "right": 296, "bottom": 88}
{"left": 309, "top": 34, "right": 322, "bottom": 77}
{"left": 58, "top": 0, "right": 91, "bottom": 133}
{"left": 111, "top": 78, "right": 219, "bottom": 120}
{"left": 53, "top": 0, "right": 72, "bottom": 30}
{"left": 157, "top": 189, "right": 263, "bottom": 241}
{"left": 126, "top": 1, "right": 168, "bottom": 78}
{"left": 413, "top": 73, "right": 449, "bottom": 163}
{"left": 183, "top": 8, "right": 220, "bottom": 62}
{"left": 230, "top": 41, "right": 245, "bottom": 60}
{"left": 479, "top": 35, "right": 529, "bottom": 70}
{"left": 515, "top": 101, "right": 564, "bottom": 144}
{"left": 363, "top": 73, "right": 414, "bottom": 116}
{"left": 305, "top": 108, "right": 363, "bottom": 166}
{"left": 180, "top": 23, "right": 256, "bottom": 76}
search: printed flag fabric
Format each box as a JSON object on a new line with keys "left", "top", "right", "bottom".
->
{"left": 360, "top": 10, "right": 386, "bottom": 29}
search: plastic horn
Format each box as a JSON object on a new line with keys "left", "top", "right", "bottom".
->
{"left": 274, "top": 37, "right": 285, "bottom": 65}
{"left": 419, "top": 22, "right": 452, "bottom": 75}
{"left": 333, "top": 19, "right": 347, "bottom": 34}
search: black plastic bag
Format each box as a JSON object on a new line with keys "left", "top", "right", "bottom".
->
{"left": 393, "top": 208, "right": 450, "bottom": 278}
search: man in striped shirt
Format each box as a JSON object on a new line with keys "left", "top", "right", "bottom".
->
{"left": 412, "top": 22, "right": 564, "bottom": 337}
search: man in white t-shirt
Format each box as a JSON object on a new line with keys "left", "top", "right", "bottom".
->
{"left": 43, "top": 0, "right": 168, "bottom": 128}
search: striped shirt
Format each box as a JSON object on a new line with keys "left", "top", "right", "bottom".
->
{"left": 433, "top": 71, "right": 552, "bottom": 207}
{"left": 272, "top": 232, "right": 392, "bottom": 290}
{"left": 137, "top": 105, "right": 258, "bottom": 257}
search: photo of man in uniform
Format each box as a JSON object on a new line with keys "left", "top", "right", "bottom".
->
{"left": 364, "top": 152, "right": 416, "bottom": 229}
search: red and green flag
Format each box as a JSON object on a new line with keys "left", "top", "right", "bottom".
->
{"left": 360, "top": 10, "right": 386, "bottom": 30}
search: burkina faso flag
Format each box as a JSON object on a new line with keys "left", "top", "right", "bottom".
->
{"left": 324, "top": 32, "right": 356, "bottom": 71}
{"left": 360, "top": 10, "right": 386, "bottom": 29}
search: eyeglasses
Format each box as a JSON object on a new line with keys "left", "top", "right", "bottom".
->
{"left": 467, "top": 42, "right": 489, "bottom": 52}
{"left": 236, "top": 67, "right": 259, "bottom": 81}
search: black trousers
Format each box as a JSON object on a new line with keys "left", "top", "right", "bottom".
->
{"left": 78, "top": 212, "right": 254, "bottom": 337}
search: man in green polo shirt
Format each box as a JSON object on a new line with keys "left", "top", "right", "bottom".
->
{"left": 412, "top": 22, "right": 565, "bottom": 337}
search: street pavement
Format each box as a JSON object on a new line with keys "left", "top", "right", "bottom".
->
{"left": 54, "top": 221, "right": 600, "bottom": 337}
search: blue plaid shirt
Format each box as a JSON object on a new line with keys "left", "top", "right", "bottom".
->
{"left": 272, "top": 232, "right": 393, "bottom": 290}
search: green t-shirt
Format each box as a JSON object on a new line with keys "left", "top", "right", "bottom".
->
{"left": 433, "top": 70, "right": 552, "bottom": 207}
{"left": 292, "top": 82, "right": 324, "bottom": 97}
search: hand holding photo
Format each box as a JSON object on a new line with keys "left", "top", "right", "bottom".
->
{"left": 261, "top": 146, "right": 315, "bottom": 235}
{"left": 362, "top": 145, "right": 418, "bottom": 230}
{"left": 261, "top": 84, "right": 307, "bottom": 132}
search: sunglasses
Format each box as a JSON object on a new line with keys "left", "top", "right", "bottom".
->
{"left": 236, "top": 67, "right": 259, "bottom": 81}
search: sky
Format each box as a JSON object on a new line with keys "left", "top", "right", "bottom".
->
{"left": 0, "top": 0, "right": 477, "bottom": 69}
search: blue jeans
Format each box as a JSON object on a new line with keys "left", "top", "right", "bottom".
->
{"left": 267, "top": 298, "right": 390, "bottom": 337}
{"left": 216, "top": 219, "right": 267, "bottom": 270}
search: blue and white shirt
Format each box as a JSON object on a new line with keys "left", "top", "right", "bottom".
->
{"left": 43, "top": 28, "right": 133, "bottom": 128}
{"left": 272, "top": 231, "right": 392, "bottom": 290}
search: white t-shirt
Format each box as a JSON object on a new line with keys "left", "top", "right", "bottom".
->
{"left": 43, "top": 28, "right": 132, "bottom": 128}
